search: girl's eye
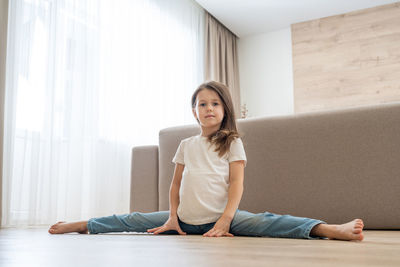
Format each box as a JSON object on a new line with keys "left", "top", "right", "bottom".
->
{"left": 213, "top": 102, "right": 219, "bottom": 106}
{"left": 200, "top": 103, "right": 206, "bottom": 107}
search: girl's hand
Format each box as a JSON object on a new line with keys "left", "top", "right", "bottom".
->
{"left": 147, "top": 216, "right": 186, "bottom": 235}
{"left": 203, "top": 216, "right": 234, "bottom": 237}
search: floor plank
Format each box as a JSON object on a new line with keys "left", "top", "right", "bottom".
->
{"left": 0, "top": 229, "right": 399, "bottom": 266}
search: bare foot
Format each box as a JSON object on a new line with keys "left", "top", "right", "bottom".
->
{"left": 48, "top": 221, "right": 89, "bottom": 234}
{"left": 312, "top": 219, "right": 364, "bottom": 241}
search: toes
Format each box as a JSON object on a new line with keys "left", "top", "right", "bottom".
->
{"left": 355, "top": 219, "right": 364, "bottom": 225}
{"left": 354, "top": 219, "right": 364, "bottom": 229}
{"left": 359, "top": 233, "right": 364, "bottom": 241}
{"left": 50, "top": 222, "right": 63, "bottom": 228}
{"left": 354, "top": 232, "right": 364, "bottom": 241}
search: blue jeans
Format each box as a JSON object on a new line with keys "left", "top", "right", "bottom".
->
{"left": 87, "top": 210, "right": 325, "bottom": 239}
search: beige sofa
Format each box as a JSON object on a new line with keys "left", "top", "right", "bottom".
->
{"left": 130, "top": 103, "right": 400, "bottom": 229}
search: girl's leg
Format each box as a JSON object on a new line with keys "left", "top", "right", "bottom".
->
{"left": 49, "top": 211, "right": 169, "bottom": 234}
{"left": 230, "top": 210, "right": 323, "bottom": 239}
{"left": 230, "top": 210, "right": 363, "bottom": 240}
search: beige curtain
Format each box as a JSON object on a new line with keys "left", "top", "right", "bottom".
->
{"left": 0, "top": 0, "right": 9, "bottom": 226}
{"left": 205, "top": 12, "right": 241, "bottom": 118}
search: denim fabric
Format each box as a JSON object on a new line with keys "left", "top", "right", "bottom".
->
{"left": 230, "top": 210, "right": 324, "bottom": 239}
{"left": 87, "top": 210, "right": 325, "bottom": 239}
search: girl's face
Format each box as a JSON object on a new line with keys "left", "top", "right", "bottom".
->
{"left": 193, "top": 89, "right": 225, "bottom": 136}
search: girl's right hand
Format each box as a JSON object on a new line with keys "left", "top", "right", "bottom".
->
{"left": 147, "top": 216, "right": 186, "bottom": 235}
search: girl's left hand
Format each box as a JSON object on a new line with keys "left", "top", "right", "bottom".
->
{"left": 203, "top": 216, "right": 234, "bottom": 237}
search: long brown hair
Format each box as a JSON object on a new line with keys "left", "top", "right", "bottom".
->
{"left": 191, "top": 81, "right": 239, "bottom": 157}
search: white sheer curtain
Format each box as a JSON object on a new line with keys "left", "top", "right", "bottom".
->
{"left": 2, "top": 0, "right": 204, "bottom": 227}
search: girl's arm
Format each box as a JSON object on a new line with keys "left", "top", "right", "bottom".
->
{"left": 147, "top": 163, "right": 186, "bottom": 235}
{"left": 203, "top": 160, "right": 245, "bottom": 237}
{"left": 169, "top": 163, "right": 185, "bottom": 217}
{"left": 223, "top": 160, "right": 245, "bottom": 219}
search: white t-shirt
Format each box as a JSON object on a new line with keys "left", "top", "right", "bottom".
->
{"left": 172, "top": 135, "right": 247, "bottom": 225}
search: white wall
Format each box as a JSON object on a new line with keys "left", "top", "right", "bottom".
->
{"left": 238, "top": 27, "right": 294, "bottom": 118}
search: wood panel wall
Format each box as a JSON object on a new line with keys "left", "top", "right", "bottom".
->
{"left": 291, "top": 2, "right": 400, "bottom": 113}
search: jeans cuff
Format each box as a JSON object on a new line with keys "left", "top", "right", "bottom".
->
{"left": 304, "top": 220, "right": 327, "bottom": 239}
{"left": 87, "top": 219, "right": 96, "bottom": 234}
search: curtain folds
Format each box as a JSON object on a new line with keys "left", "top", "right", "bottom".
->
{"left": 2, "top": 0, "right": 204, "bottom": 227}
{"left": 0, "top": 0, "right": 10, "bottom": 226}
{"left": 205, "top": 12, "right": 241, "bottom": 118}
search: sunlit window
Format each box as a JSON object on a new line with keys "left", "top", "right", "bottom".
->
{"left": 4, "top": 0, "right": 204, "bottom": 226}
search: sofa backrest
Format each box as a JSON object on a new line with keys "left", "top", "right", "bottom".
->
{"left": 158, "top": 103, "right": 400, "bottom": 229}
{"left": 159, "top": 125, "right": 200, "bottom": 210}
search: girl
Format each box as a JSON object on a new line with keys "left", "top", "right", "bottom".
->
{"left": 49, "top": 81, "right": 364, "bottom": 241}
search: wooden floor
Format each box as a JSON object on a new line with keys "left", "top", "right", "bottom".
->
{"left": 0, "top": 228, "right": 399, "bottom": 267}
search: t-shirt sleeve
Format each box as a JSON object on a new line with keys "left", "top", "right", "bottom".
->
{"left": 228, "top": 138, "right": 247, "bottom": 167}
{"left": 172, "top": 140, "right": 185, "bottom": 165}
